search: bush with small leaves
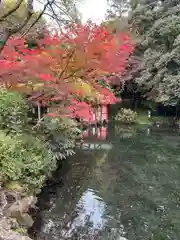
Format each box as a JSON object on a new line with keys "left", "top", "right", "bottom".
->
{"left": 0, "top": 131, "right": 56, "bottom": 192}
{"left": 0, "top": 88, "right": 29, "bottom": 135}
{"left": 114, "top": 108, "right": 137, "bottom": 124}
{"left": 37, "top": 116, "right": 82, "bottom": 160}
{"left": 0, "top": 89, "right": 82, "bottom": 192}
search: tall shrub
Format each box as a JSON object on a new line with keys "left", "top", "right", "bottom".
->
{"left": 0, "top": 131, "right": 55, "bottom": 191}
{"left": 0, "top": 88, "right": 28, "bottom": 135}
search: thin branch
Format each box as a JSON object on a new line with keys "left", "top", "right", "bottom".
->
{"left": 0, "top": 0, "right": 24, "bottom": 22}
{"left": 32, "top": 117, "right": 44, "bottom": 130}
{"left": 64, "top": 68, "right": 81, "bottom": 80}
{"left": 49, "top": 1, "right": 75, "bottom": 22}
{"left": 49, "top": 4, "right": 63, "bottom": 23}
{"left": 0, "top": 0, "right": 34, "bottom": 53}
{"left": 45, "top": 14, "right": 62, "bottom": 30}
{"left": 58, "top": 49, "right": 75, "bottom": 80}
{"left": 22, "top": 0, "right": 55, "bottom": 37}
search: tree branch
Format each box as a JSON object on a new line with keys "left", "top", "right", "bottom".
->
{"left": 22, "top": 0, "right": 55, "bottom": 37}
{"left": 0, "top": 0, "right": 34, "bottom": 53}
{"left": 58, "top": 49, "right": 75, "bottom": 80}
{"left": 0, "top": 0, "right": 24, "bottom": 22}
{"left": 0, "top": 30, "right": 11, "bottom": 53}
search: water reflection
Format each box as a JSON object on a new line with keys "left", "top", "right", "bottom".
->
{"left": 59, "top": 189, "right": 107, "bottom": 239}
{"left": 32, "top": 124, "right": 180, "bottom": 240}
{"left": 83, "top": 126, "right": 107, "bottom": 140}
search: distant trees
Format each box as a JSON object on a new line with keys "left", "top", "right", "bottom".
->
{"left": 106, "top": 0, "right": 129, "bottom": 19}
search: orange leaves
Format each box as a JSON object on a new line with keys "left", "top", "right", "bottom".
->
{"left": 0, "top": 22, "right": 134, "bottom": 121}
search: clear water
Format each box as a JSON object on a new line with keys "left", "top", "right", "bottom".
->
{"left": 32, "top": 125, "right": 180, "bottom": 240}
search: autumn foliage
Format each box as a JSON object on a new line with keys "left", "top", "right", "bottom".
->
{"left": 0, "top": 22, "right": 134, "bottom": 121}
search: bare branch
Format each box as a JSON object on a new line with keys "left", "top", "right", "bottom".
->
{"left": 45, "top": 0, "right": 81, "bottom": 27}
{"left": 58, "top": 49, "right": 75, "bottom": 80}
{"left": 22, "top": 0, "right": 55, "bottom": 37}
{"left": 45, "top": 8, "right": 63, "bottom": 29}
{"left": 51, "top": 1, "right": 76, "bottom": 22}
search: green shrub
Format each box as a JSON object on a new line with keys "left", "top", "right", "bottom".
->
{"left": 114, "top": 108, "right": 137, "bottom": 124}
{"left": 0, "top": 131, "right": 55, "bottom": 191}
{"left": 0, "top": 88, "right": 28, "bottom": 135}
{"left": 38, "top": 116, "right": 82, "bottom": 160}
{"left": 0, "top": 89, "right": 82, "bottom": 192}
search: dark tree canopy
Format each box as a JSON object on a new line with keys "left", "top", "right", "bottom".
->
{"left": 130, "top": 0, "right": 180, "bottom": 105}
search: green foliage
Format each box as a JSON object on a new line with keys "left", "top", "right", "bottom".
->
{"left": 135, "top": 114, "right": 151, "bottom": 125}
{"left": 0, "top": 89, "right": 28, "bottom": 135}
{"left": 98, "top": 79, "right": 114, "bottom": 92}
{"left": 0, "top": 88, "right": 82, "bottom": 193}
{"left": 0, "top": 131, "right": 55, "bottom": 191}
{"left": 114, "top": 108, "right": 137, "bottom": 123}
{"left": 38, "top": 116, "right": 82, "bottom": 160}
{"left": 130, "top": 0, "right": 180, "bottom": 105}
{"left": 14, "top": 227, "right": 27, "bottom": 235}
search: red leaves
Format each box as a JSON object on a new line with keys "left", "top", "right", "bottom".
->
{"left": 67, "top": 100, "right": 94, "bottom": 121}
{"left": 0, "top": 22, "right": 134, "bottom": 122}
{"left": 47, "top": 113, "right": 58, "bottom": 117}
{"left": 98, "top": 87, "right": 118, "bottom": 104}
{"left": 39, "top": 74, "right": 56, "bottom": 82}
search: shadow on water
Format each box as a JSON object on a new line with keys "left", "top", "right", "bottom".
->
{"left": 30, "top": 123, "right": 180, "bottom": 240}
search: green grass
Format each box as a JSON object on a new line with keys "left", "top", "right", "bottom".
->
{"left": 135, "top": 114, "right": 151, "bottom": 125}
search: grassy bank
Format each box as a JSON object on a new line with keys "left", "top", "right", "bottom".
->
{"left": 114, "top": 108, "right": 175, "bottom": 126}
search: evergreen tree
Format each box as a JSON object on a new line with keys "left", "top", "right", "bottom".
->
{"left": 106, "top": 0, "right": 129, "bottom": 19}
{"left": 130, "top": 0, "right": 180, "bottom": 105}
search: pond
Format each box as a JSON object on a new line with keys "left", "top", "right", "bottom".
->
{"left": 31, "top": 124, "right": 180, "bottom": 240}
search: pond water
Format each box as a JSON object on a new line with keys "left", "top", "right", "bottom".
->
{"left": 31, "top": 125, "right": 180, "bottom": 240}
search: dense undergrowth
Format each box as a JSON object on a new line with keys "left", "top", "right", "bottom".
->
{"left": 0, "top": 88, "right": 81, "bottom": 193}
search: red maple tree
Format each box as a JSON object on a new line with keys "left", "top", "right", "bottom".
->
{"left": 0, "top": 22, "right": 134, "bottom": 121}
